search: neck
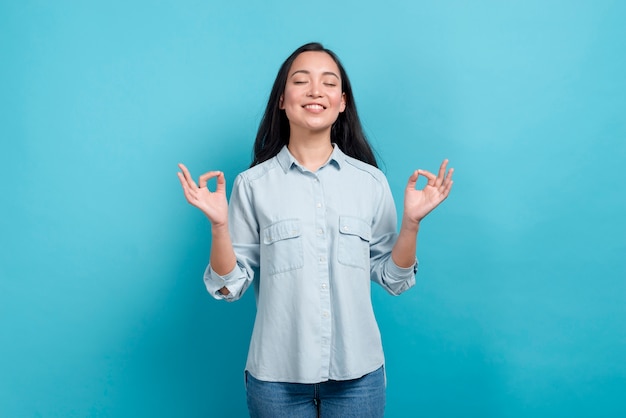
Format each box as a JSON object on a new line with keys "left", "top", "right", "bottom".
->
{"left": 287, "top": 131, "right": 333, "bottom": 171}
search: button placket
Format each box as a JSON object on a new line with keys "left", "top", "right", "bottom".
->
{"left": 312, "top": 173, "right": 332, "bottom": 376}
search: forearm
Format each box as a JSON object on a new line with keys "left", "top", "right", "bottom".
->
{"left": 210, "top": 222, "right": 237, "bottom": 278}
{"left": 391, "top": 216, "right": 420, "bottom": 268}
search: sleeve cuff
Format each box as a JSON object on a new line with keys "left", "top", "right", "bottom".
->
{"left": 204, "top": 264, "right": 239, "bottom": 300}
{"left": 388, "top": 257, "right": 418, "bottom": 277}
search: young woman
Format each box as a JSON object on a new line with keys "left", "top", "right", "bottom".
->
{"left": 177, "top": 42, "right": 453, "bottom": 418}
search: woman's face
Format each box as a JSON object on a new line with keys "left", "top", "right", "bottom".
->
{"left": 280, "top": 51, "right": 346, "bottom": 136}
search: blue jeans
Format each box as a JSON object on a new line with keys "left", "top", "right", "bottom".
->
{"left": 245, "top": 366, "right": 386, "bottom": 418}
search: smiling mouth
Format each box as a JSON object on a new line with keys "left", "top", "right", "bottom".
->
{"left": 303, "top": 104, "right": 325, "bottom": 110}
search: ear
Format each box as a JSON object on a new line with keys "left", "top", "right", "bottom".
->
{"left": 339, "top": 93, "right": 346, "bottom": 113}
{"left": 279, "top": 95, "right": 284, "bottom": 109}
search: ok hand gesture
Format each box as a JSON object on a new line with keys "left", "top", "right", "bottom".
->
{"left": 177, "top": 163, "right": 228, "bottom": 227}
{"left": 403, "top": 159, "right": 454, "bottom": 224}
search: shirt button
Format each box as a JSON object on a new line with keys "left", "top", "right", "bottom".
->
{"left": 316, "top": 203, "right": 322, "bottom": 208}
{"left": 321, "top": 283, "right": 328, "bottom": 290}
{"left": 342, "top": 226, "right": 349, "bottom": 232}
{"left": 322, "top": 311, "right": 329, "bottom": 318}
{"left": 317, "top": 228, "right": 324, "bottom": 235}
{"left": 319, "top": 256, "right": 326, "bottom": 263}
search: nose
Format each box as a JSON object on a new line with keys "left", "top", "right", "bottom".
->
{"left": 307, "top": 80, "right": 322, "bottom": 97}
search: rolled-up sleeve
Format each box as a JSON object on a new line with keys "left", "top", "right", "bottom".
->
{"left": 203, "top": 174, "right": 260, "bottom": 302}
{"left": 368, "top": 176, "right": 417, "bottom": 296}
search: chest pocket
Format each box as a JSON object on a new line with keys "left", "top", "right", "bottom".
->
{"left": 262, "top": 219, "right": 304, "bottom": 275}
{"left": 337, "top": 216, "right": 371, "bottom": 269}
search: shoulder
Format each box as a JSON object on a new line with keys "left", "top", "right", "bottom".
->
{"left": 341, "top": 154, "right": 389, "bottom": 185}
{"left": 236, "top": 158, "right": 281, "bottom": 185}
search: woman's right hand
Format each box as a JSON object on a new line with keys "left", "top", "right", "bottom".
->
{"left": 177, "top": 163, "right": 228, "bottom": 227}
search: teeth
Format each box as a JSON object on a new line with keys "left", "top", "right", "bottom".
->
{"left": 305, "top": 104, "right": 323, "bottom": 110}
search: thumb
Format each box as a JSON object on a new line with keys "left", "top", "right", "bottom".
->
{"left": 406, "top": 170, "right": 419, "bottom": 190}
{"left": 215, "top": 172, "right": 226, "bottom": 193}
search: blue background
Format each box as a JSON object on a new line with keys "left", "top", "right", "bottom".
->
{"left": 1, "top": 0, "right": 625, "bottom": 417}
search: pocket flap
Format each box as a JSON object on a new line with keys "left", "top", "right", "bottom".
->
{"left": 263, "top": 219, "right": 302, "bottom": 244}
{"left": 338, "top": 216, "right": 371, "bottom": 241}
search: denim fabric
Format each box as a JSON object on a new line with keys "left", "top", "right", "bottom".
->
{"left": 204, "top": 145, "right": 417, "bottom": 383}
{"left": 246, "top": 366, "right": 386, "bottom": 418}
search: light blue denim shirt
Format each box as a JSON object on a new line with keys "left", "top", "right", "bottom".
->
{"left": 204, "top": 145, "right": 417, "bottom": 383}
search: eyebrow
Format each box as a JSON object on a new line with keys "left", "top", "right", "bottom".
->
{"left": 290, "top": 70, "right": 340, "bottom": 79}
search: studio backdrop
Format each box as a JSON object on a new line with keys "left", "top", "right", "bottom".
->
{"left": 1, "top": 0, "right": 624, "bottom": 417}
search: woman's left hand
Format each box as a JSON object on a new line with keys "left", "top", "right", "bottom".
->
{"left": 403, "top": 159, "right": 454, "bottom": 224}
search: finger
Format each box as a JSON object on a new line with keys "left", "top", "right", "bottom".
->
{"left": 178, "top": 163, "right": 198, "bottom": 188}
{"left": 176, "top": 171, "right": 187, "bottom": 189}
{"left": 444, "top": 167, "right": 454, "bottom": 183}
{"left": 177, "top": 172, "right": 197, "bottom": 203}
{"left": 440, "top": 168, "right": 454, "bottom": 196}
{"left": 435, "top": 159, "right": 448, "bottom": 186}
{"left": 441, "top": 178, "right": 454, "bottom": 198}
{"left": 198, "top": 171, "right": 223, "bottom": 189}
{"left": 417, "top": 169, "right": 437, "bottom": 187}
{"left": 405, "top": 170, "right": 419, "bottom": 190}
{"left": 176, "top": 171, "right": 193, "bottom": 194}
{"left": 215, "top": 171, "right": 226, "bottom": 193}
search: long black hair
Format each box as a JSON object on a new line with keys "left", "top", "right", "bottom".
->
{"left": 251, "top": 42, "right": 378, "bottom": 168}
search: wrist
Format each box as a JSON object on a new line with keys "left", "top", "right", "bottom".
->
{"left": 400, "top": 216, "right": 421, "bottom": 233}
{"left": 211, "top": 221, "right": 229, "bottom": 236}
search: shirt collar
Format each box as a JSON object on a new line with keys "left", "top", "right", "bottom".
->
{"left": 276, "top": 144, "right": 345, "bottom": 173}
